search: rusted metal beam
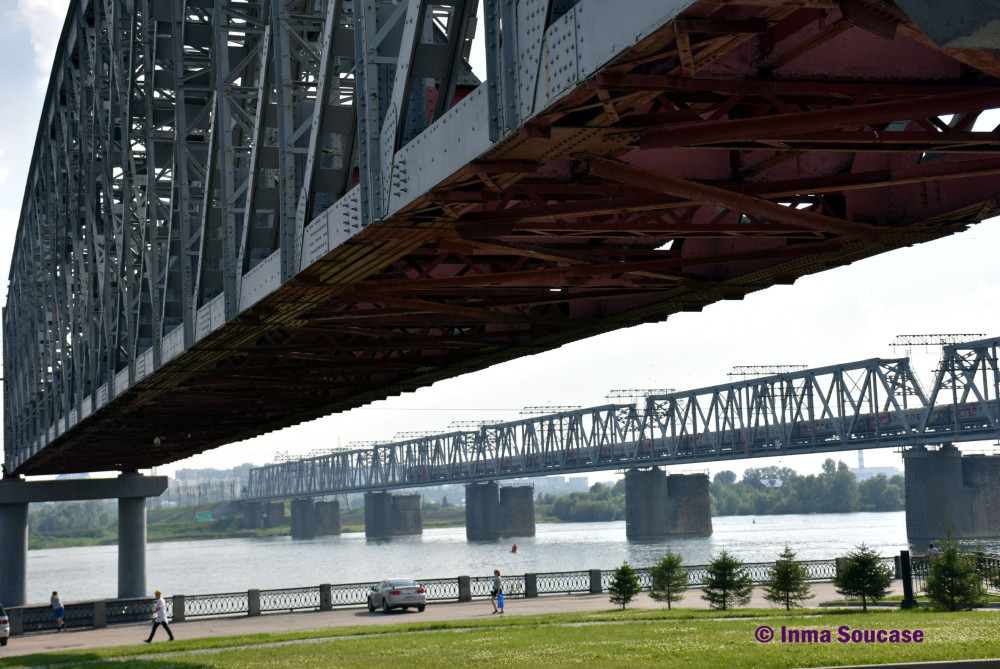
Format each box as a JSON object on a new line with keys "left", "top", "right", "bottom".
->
{"left": 740, "top": 156, "right": 1000, "bottom": 197}
{"left": 589, "top": 158, "right": 882, "bottom": 241}
{"left": 359, "top": 240, "right": 845, "bottom": 291}
{"left": 591, "top": 73, "right": 995, "bottom": 97}
{"left": 640, "top": 88, "right": 1000, "bottom": 150}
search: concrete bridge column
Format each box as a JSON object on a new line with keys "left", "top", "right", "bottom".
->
{"left": 465, "top": 482, "right": 501, "bottom": 539}
{"left": 264, "top": 501, "right": 286, "bottom": 528}
{"left": 903, "top": 443, "right": 1000, "bottom": 539}
{"left": 500, "top": 486, "right": 535, "bottom": 536}
{"left": 118, "top": 494, "right": 148, "bottom": 599}
{"left": 365, "top": 492, "right": 394, "bottom": 538}
{"left": 625, "top": 469, "right": 713, "bottom": 539}
{"left": 625, "top": 468, "right": 669, "bottom": 539}
{"left": 364, "top": 493, "right": 422, "bottom": 537}
{"left": 391, "top": 494, "right": 423, "bottom": 535}
{"left": 290, "top": 498, "right": 317, "bottom": 539}
{"left": 315, "top": 501, "right": 341, "bottom": 535}
{"left": 0, "top": 474, "right": 167, "bottom": 605}
{"left": 242, "top": 501, "right": 263, "bottom": 529}
{"left": 665, "top": 473, "right": 712, "bottom": 536}
{"left": 0, "top": 502, "right": 28, "bottom": 606}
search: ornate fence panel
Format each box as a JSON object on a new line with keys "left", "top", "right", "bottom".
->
{"left": 329, "top": 583, "right": 377, "bottom": 608}
{"left": 911, "top": 552, "right": 1000, "bottom": 596}
{"left": 261, "top": 587, "right": 320, "bottom": 613}
{"left": 419, "top": 578, "right": 460, "bottom": 602}
{"left": 975, "top": 554, "right": 1000, "bottom": 595}
{"left": 105, "top": 598, "right": 160, "bottom": 625}
{"left": 535, "top": 571, "right": 591, "bottom": 595}
{"left": 184, "top": 592, "right": 248, "bottom": 618}
{"left": 19, "top": 602, "right": 94, "bottom": 633}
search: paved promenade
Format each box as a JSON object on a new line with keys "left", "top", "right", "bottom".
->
{"left": 0, "top": 581, "right": 908, "bottom": 659}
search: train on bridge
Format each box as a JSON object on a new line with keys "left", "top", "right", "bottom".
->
{"left": 374, "top": 400, "right": 999, "bottom": 487}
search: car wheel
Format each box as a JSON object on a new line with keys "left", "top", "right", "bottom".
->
{"left": 382, "top": 598, "right": 391, "bottom": 614}
{"left": 367, "top": 598, "right": 375, "bottom": 613}
{"left": 417, "top": 605, "right": 425, "bottom": 613}
{"left": 0, "top": 638, "right": 6, "bottom": 647}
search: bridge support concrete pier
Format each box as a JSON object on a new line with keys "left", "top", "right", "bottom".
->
{"left": 904, "top": 444, "right": 1000, "bottom": 539}
{"left": 466, "top": 482, "right": 501, "bottom": 539}
{"left": 316, "top": 501, "right": 341, "bottom": 535}
{"left": 624, "top": 469, "right": 711, "bottom": 540}
{"left": 291, "top": 499, "right": 317, "bottom": 539}
{"left": 242, "top": 501, "right": 263, "bottom": 529}
{"left": 465, "top": 483, "right": 535, "bottom": 539}
{"left": 364, "top": 492, "right": 422, "bottom": 537}
{"left": 0, "top": 501, "right": 28, "bottom": 606}
{"left": 118, "top": 494, "right": 148, "bottom": 598}
{"left": 501, "top": 486, "right": 536, "bottom": 536}
{"left": 264, "top": 501, "right": 286, "bottom": 528}
{"left": 0, "top": 474, "right": 167, "bottom": 606}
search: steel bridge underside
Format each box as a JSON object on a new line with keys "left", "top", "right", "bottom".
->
{"left": 8, "top": 0, "right": 1000, "bottom": 476}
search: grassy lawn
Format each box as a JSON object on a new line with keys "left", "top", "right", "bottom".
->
{"left": 2, "top": 608, "right": 997, "bottom": 668}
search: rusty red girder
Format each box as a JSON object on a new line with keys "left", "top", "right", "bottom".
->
{"left": 24, "top": 0, "right": 1000, "bottom": 474}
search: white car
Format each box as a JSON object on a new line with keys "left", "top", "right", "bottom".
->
{"left": 367, "top": 579, "right": 426, "bottom": 613}
{"left": 0, "top": 603, "right": 9, "bottom": 646}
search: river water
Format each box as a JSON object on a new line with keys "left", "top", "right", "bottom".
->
{"left": 23, "top": 511, "right": 924, "bottom": 606}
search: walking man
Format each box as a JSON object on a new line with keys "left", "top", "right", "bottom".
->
{"left": 144, "top": 590, "right": 174, "bottom": 642}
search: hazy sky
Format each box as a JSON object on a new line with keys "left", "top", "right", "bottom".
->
{"left": 3, "top": 1, "right": 999, "bottom": 484}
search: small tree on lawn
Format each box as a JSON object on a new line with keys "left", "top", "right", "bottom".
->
{"left": 925, "top": 536, "right": 986, "bottom": 611}
{"left": 833, "top": 543, "right": 894, "bottom": 612}
{"left": 608, "top": 561, "right": 643, "bottom": 610}
{"left": 649, "top": 550, "right": 688, "bottom": 610}
{"left": 763, "top": 545, "right": 814, "bottom": 610}
{"left": 702, "top": 550, "right": 753, "bottom": 610}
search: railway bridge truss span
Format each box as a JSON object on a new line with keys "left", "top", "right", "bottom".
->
{"left": 6, "top": 0, "right": 1000, "bottom": 476}
{"left": 246, "top": 337, "right": 1000, "bottom": 499}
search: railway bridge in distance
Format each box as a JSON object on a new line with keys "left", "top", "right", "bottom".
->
{"left": 244, "top": 336, "right": 1000, "bottom": 545}
{"left": 5, "top": 0, "right": 1000, "bottom": 605}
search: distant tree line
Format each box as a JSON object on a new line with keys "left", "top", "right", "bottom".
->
{"left": 711, "top": 459, "right": 904, "bottom": 516}
{"left": 535, "top": 459, "right": 903, "bottom": 523}
{"left": 28, "top": 500, "right": 117, "bottom": 547}
{"left": 536, "top": 479, "right": 627, "bottom": 522}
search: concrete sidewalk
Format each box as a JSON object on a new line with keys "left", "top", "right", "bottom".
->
{"left": 0, "top": 580, "right": 907, "bottom": 659}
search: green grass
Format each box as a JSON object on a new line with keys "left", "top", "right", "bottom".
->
{"left": 3, "top": 608, "right": 998, "bottom": 668}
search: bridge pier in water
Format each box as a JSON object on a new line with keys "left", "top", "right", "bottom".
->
{"left": 364, "top": 492, "right": 422, "bottom": 538}
{"left": 242, "top": 501, "right": 262, "bottom": 529}
{"left": 624, "top": 469, "right": 712, "bottom": 540}
{"left": 904, "top": 444, "right": 1000, "bottom": 539}
{"left": 290, "top": 499, "right": 342, "bottom": 539}
{"left": 0, "top": 474, "right": 167, "bottom": 606}
{"left": 465, "top": 482, "right": 536, "bottom": 540}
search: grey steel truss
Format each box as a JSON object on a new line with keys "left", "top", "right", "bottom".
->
{"left": 9, "top": 0, "right": 1000, "bottom": 479}
{"left": 245, "top": 338, "right": 1000, "bottom": 500}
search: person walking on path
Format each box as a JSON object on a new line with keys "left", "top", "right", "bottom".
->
{"left": 50, "top": 591, "right": 66, "bottom": 632}
{"left": 144, "top": 590, "right": 174, "bottom": 642}
{"left": 491, "top": 570, "right": 503, "bottom": 614}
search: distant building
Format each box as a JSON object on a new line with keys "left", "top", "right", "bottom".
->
{"left": 849, "top": 466, "right": 902, "bottom": 481}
